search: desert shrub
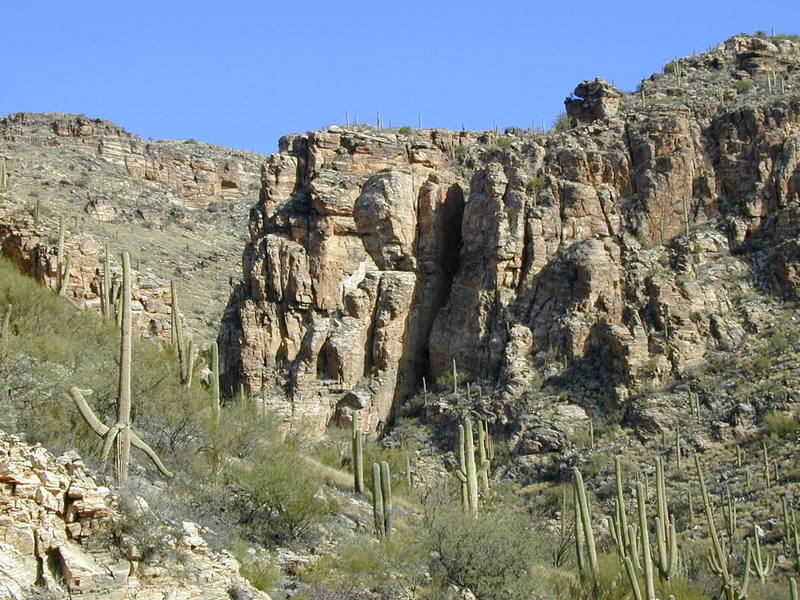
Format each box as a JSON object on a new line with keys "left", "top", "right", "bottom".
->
{"left": 230, "top": 442, "right": 333, "bottom": 544}
{"left": 236, "top": 550, "right": 281, "bottom": 594}
{"left": 763, "top": 410, "right": 800, "bottom": 437}
{"left": 526, "top": 175, "right": 547, "bottom": 194}
{"left": 552, "top": 113, "right": 572, "bottom": 132}
{"left": 564, "top": 552, "right": 711, "bottom": 600}
{"left": 114, "top": 493, "right": 180, "bottom": 563}
{"left": 303, "top": 534, "right": 428, "bottom": 599}
{"left": 424, "top": 507, "right": 556, "bottom": 600}
{"left": 397, "top": 126, "right": 414, "bottom": 135}
{"left": 734, "top": 79, "right": 755, "bottom": 93}
{"left": 495, "top": 135, "right": 513, "bottom": 149}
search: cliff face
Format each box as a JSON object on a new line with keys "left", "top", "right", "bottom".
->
{"left": 220, "top": 34, "right": 800, "bottom": 434}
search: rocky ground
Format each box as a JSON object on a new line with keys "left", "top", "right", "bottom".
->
{"left": 0, "top": 431, "right": 272, "bottom": 600}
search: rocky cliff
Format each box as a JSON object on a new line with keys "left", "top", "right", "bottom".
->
{"left": 219, "top": 34, "right": 800, "bottom": 434}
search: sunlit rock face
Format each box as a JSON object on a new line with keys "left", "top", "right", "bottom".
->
{"left": 219, "top": 34, "right": 800, "bottom": 434}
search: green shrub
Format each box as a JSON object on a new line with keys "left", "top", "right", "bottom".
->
{"left": 397, "top": 126, "right": 414, "bottom": 135}
{"left": 114, "top": 494, "right": 180, "bottom": 564}
{"left": 424, "top": 508, "right": 556, "bottom": 600}
{"left": 734, "top": 79, "right": 755, "bottom": 93}
{"left": 237, "top": 552, "right": 281, "bottom": 594}
{"left": 552, "top": 113, "right": 572, "bottom": 132}
{"left": 303, "top": 534, "right": 428, "bottom": 599}
{"left": 763, "top": 410, "right": 800, "bottom": 437}
{"left": 230, "top": 443, "right": 333, "bottom": 543}
{"left": 526, "top": 176, "right": 547, "bottom": 194}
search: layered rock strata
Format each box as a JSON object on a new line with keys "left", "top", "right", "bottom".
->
{"left": 218, "top": 34, "right": 800, "bottom": 434}
{"left": 0, "top": 431, "right": 270, "bottom": 600}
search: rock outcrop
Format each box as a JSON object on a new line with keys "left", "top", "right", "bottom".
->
{"left": 0, "top": 431, "right": 270, "bottom": 599}
{"left": 211, "top": 34, "right": 799, "bottom": 434}
{"left": 3, "top": 113, "right": 262, "bottom": 208}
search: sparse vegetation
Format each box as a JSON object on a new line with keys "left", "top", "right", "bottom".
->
{"left": 552, "top": 112, "right": 572, "bottom": 132}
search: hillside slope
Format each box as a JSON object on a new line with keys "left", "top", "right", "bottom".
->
{"left": 0, "top": 112, "right": 265, "bottom": 340}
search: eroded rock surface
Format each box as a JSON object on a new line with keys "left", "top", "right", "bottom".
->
{"left": 210, "top": 34, "right": 798, "bottom": 434}
{"left": 0, "top": 431, "right": 270, "bottom": 600}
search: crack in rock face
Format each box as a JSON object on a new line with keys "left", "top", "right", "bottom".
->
{"left": 211, "top": 35, "right": 800, "bottom": 434}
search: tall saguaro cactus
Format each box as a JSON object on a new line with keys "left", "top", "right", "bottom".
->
{"left": 572, "top": 467, "right": 598, "bottom": 578}
{"left": 170, "top": 280, "right": 196, "bottom": 388}
{"left": 99, "top": 243, "right": 115, "bottom": 320}
{"left": 70, "top": 252, "right": 173, "bottom": 485}
{"left": 371, "top": 461, "right": 392, "bottom": 538}
{"left": 56, "top": 216, "right": 71, "bottom": 296}
{"left": 210, "top": 340, "right": 221, "bottom": 419}
{"left": 696, "top": 456, "right": 750, "bottom": 599}
{"left": 352, "top": 411, "right": 364, "bottom": 493}
{"left": 635, "top": 481, "right": 657, "bottom": 600}
{"left": 455, "top": 417, "right": 480, "bottom": 515}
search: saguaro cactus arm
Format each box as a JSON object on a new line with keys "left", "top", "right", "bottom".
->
{"left": 69, "top": 386, "right": 173, "bottom": 478}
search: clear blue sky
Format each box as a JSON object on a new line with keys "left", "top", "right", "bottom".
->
{"left": 2, "top": 1, "right": 798, "bottom": 154}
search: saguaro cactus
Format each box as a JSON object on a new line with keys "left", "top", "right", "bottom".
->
{"left": 696, "top": 456, "right": 750, "bottom": 599}
{"left": 380, "top": 461, "right": 392, "bottom": 535}
{"left": 170, "top": 280, "right": 196, "bottom": 388}
{"left": 210, "top": 341, "right": 221, "bottom": 418}
{"left": 0, "top": 304, "right": 11, "bottom": 359}
{"left": 750, "top": 523, "right": 775, "bottom": 582}
{"left": 634, "top": 481, "right": 657, "bottom": 600}
{"left": 0, "top": 160, "right": 7, "bottom": 190}
{"left": 572, "top": 467, "right": 598, "bottom": 577}
{"left": 654, "top": 458, "right": 678, "bottom": 581}
{"left": 724, "top": 488, "right": 737, "bottom": 540}
{"left": 70, "top": 252, "right": 172, "bottom": 485}
{"left": 371, "top": 461, "right": 392, "bottom": 537}
{"left": 352, "top": 411, "right": 364, "bottom": 493}
{"left": 476, "top": 419, "right": 492, "bottom": 494}
{"left": 99, "top": 243, "right": 116, "bottom": 320}
{"left": 610, "top": 457, "right": 632, "bottom": 560}
{"left": 0, "top": 304, "right": 10, "bottom": 341}
{"left": 455, "top": 418, "right": 480, "bottom": 515}
{"left": 56, "top": 217, "right": 71, "bottom": 296}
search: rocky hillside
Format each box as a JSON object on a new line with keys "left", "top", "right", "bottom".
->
{"left": 0, "top": 112, "right": 265, "bottom": 340}
{"left": 217, "top": 33, "right": 800, "bottom": 435}
{"left": 0, "top": 431, "right": 270, "bottom": 600}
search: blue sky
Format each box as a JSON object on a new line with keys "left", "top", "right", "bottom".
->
{"left": 2, "top": 1, "right": 798, "bottom": 154}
